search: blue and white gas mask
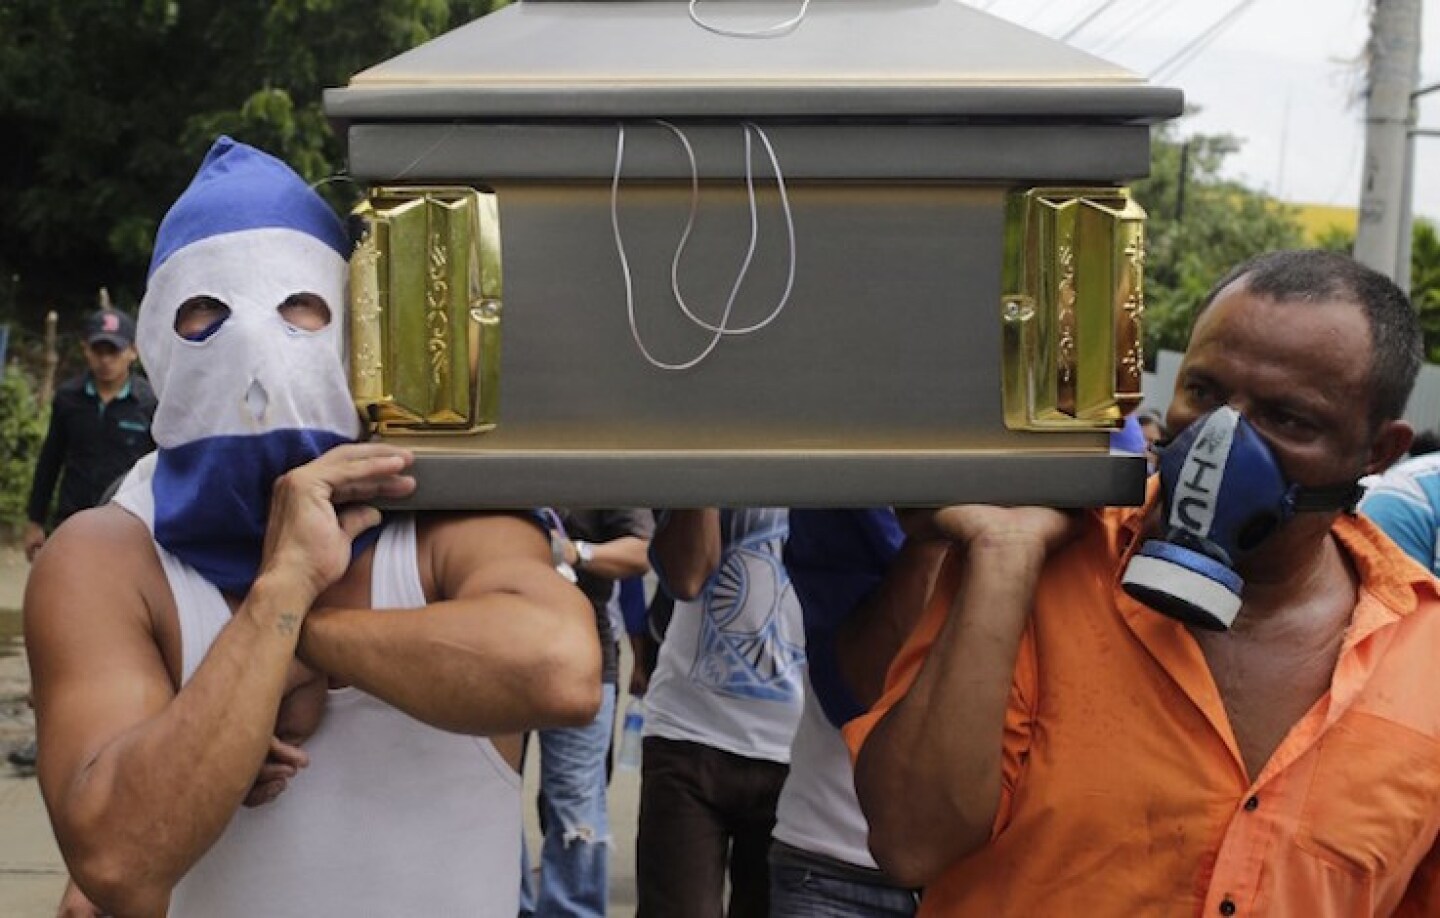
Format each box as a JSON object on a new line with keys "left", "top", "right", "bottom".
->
{"left": 1120, "top": 406, "right": 1363, "bottom": 630}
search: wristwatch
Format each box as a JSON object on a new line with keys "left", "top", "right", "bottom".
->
{"left": 548, "top": 529, "right": 568, "bottom": 569}
{"left": 573, "top": 539, "right": 595, "bottom": 570}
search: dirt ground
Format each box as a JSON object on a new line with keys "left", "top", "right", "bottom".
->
{"left": 0, "top": 544, "right": 33, "bottom": 759}
{"left": 0, "top": 544, "right": 65, "bottom": 918}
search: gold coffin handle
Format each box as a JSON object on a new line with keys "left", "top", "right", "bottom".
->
{"left": 1001, "top": 187, "right": 1146, "bottom": 431}
{"left": 349, "top": 186, "right": 503, "bottom": 436}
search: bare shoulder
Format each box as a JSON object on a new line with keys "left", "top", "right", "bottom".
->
{"left": 25, "top": 504, "right": 166, "bottom": 641}
{"left": 414, "top": 511, "right": 559, "bottom": 600}
{"left": 416, "top": 511, "right": 550, "bottom": 563}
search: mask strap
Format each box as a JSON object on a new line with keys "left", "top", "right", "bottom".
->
{"left": 689, "top": 0, "right": 812, "bottom": 38}
{"left": 1291, "top": 481, "right": 1366, "bottom": 515}
{"left": 1155, "top": 419, "right": 1365, "bottom": 515}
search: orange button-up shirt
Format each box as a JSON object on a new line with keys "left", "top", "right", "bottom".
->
{"left": 845, "top": 500, "right": 1440, "bottom": 917}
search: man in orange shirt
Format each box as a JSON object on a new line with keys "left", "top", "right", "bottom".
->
{"left": 847, "top": 250, "right": 1440, "bottom": 916}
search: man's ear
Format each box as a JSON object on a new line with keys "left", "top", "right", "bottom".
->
{"left": 1365, "top": 418, "right": 1414, "bottom": 476}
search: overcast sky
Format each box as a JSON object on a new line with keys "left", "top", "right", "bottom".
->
{"left": 972, "top": 0, "right": 1440, "bottom": 224}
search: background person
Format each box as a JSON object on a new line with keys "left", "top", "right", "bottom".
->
{"left": 1408, "top": 429, "right": 1440, "bottom": 457}
{"left": 1360, "top": 451, "right": 1440, "bottom": 573}
{"left": 638, "top": 508, "right": 806, "bottom": 918}
{"left": 521, "top": 507, "right": 653, "bottom": 918}
{"left": 774, "top": 508, "right": 945, "bottom": 917}
{"left": 12, "top": 306, "right": 156, "bottom": 772}
{"left": 23, "top": 307, "right": 156, "bottom": 563}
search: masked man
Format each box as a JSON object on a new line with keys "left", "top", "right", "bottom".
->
{"left": 848, "top": 250, "right": 1440, "bottom": 915}
{"left": 25, "top": 137, "right": 600, "bottom": 917}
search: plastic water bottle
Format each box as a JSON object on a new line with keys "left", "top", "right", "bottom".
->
{"left": 617, "top": 696, "right": 645, "bottom": 771}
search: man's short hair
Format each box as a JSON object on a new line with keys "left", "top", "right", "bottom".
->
{"left": 1194, "top": 250, "right": 1422, "bottom": 426}
{"left": 1411, "top": 429, "right": 1440, "bottom": 457}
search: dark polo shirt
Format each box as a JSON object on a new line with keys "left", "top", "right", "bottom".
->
{"left": 559, "top": 508, "right": 656, "bottom": 685}
{"left": 27, "top": 372, "right": 157, "bottom": 528}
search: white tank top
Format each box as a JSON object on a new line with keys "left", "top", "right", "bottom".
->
{"left": 116, "top": 458, "right": 521, "bottom": 917}
{"left": 771, "top": 672, "right": 879, "bottom": 869}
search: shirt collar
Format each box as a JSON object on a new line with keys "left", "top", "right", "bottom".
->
{"left": 1333, "top": 512, "right": 1428, "bottom": 629}
{"left": 84, "top": 373, "right": 133, "bottom": 401}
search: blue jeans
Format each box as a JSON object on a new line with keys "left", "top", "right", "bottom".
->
{"left": 769, "top": 843, "right": 918, "bottom": 918}
{"left": 521, "top": 683, "right": 617, "bottom": 917}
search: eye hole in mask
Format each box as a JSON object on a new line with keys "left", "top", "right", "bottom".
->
{"left": 278, "top": 292, "right": 331, "bottom": 333}
{"left": 175, "top": 296, "right": 232, "bottom": 342}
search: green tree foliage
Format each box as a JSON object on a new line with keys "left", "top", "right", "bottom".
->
{"left": 1316, "top": 218, "right": 1440, "bottom": 362}
{"left": 1130, "top": 122, "right": 1305, "bottom": 360}
{"left": 0, "top": 364, "right": 47, "bottom": 528}
{"left": 0, "top": 0, "right": 508, "bottom": 326}
{"left": 0, "top": 0, "right": 510, "bottom": 522}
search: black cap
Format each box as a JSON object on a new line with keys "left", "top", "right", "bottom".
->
{"left": 84, "top": 309, "right": 136, "bottom": 349}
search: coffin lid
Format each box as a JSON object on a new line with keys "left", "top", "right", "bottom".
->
{"left": 325, "top": 0, "right": 1183, "bottom": 122}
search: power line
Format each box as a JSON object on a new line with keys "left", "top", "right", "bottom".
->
{"left": 1326, "top": 120, "right": 1365, "bottom": 204}
{"left": 1274, "top": 89, "right": 1292, "bottom": 199}
{"left": 1149, "top": 0, "right": 1258, "bottom": 83}
{"left": 1024, "top": 0, "right": 1069, "bottom": 28}
{"left": 1059, "top": 0, "right": 1128, "bottom": 43}
{"left": 1088, "top": 0, "right": 1183, "bottom": 58}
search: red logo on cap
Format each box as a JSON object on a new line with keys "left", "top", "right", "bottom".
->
{"left": 103, "top": 314, "right": 120, "bottom": 332}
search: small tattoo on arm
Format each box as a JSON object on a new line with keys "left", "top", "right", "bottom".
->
{"left": 276, "top": 613, "right": 301, "bottom": 636}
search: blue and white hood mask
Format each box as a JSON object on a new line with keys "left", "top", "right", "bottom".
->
{"left": 116, "top": 136, "right": 369, "bottom": 596}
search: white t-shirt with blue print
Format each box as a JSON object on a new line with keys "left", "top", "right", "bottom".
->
{"left": 644, "top": 508, "right": 806, "bottom": 764}
{"left": 1359, "top": 452, "right": 1440, "bottom": 575}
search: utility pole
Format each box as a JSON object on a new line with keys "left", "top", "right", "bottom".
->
{"left": 1398, "top": 81, "right": 1440, "bottom": 292}
{"left": 1176, "top": 141, "right": 1191, "bottom": 223}
{"left": 39, "top": 309, "right": 58, "bottom": 410}
{"left": 1354, "top": 0, "right": 1423, "bottom": 281}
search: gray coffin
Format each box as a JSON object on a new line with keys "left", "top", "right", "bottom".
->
{"left": 325, "top": 0, "right": 1183, "bottom": 509}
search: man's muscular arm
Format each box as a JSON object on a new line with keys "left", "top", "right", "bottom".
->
{"left": 834, "top": 535, "right": 949, "bottom": 712}
{"left": 297, "top": 512, "right": 602, "bottom": 735}
{"left": 27, "top": 445, "right": 415, "bottom": 916}
{"left": 853, "top": 506, "right": 1077, "bottom": 888}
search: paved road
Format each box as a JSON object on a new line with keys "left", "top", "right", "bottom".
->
{"left": 0, "top": 545, "right": 642, "bottom": 917}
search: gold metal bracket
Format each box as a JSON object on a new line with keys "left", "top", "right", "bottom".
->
{"left": 1001, "top": 187, "right": 1145, "bottom": 431}
{"left": 348, "top": 185, "right": 503, "bottom": 436}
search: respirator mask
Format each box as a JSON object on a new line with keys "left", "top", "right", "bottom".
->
{"left": 1120, "top": 406, "right": 1363, "bottom": 630}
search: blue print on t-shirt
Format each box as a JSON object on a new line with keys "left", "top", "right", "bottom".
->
{"left": 691, "top": 541, "right": 805, "bottom": 703}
